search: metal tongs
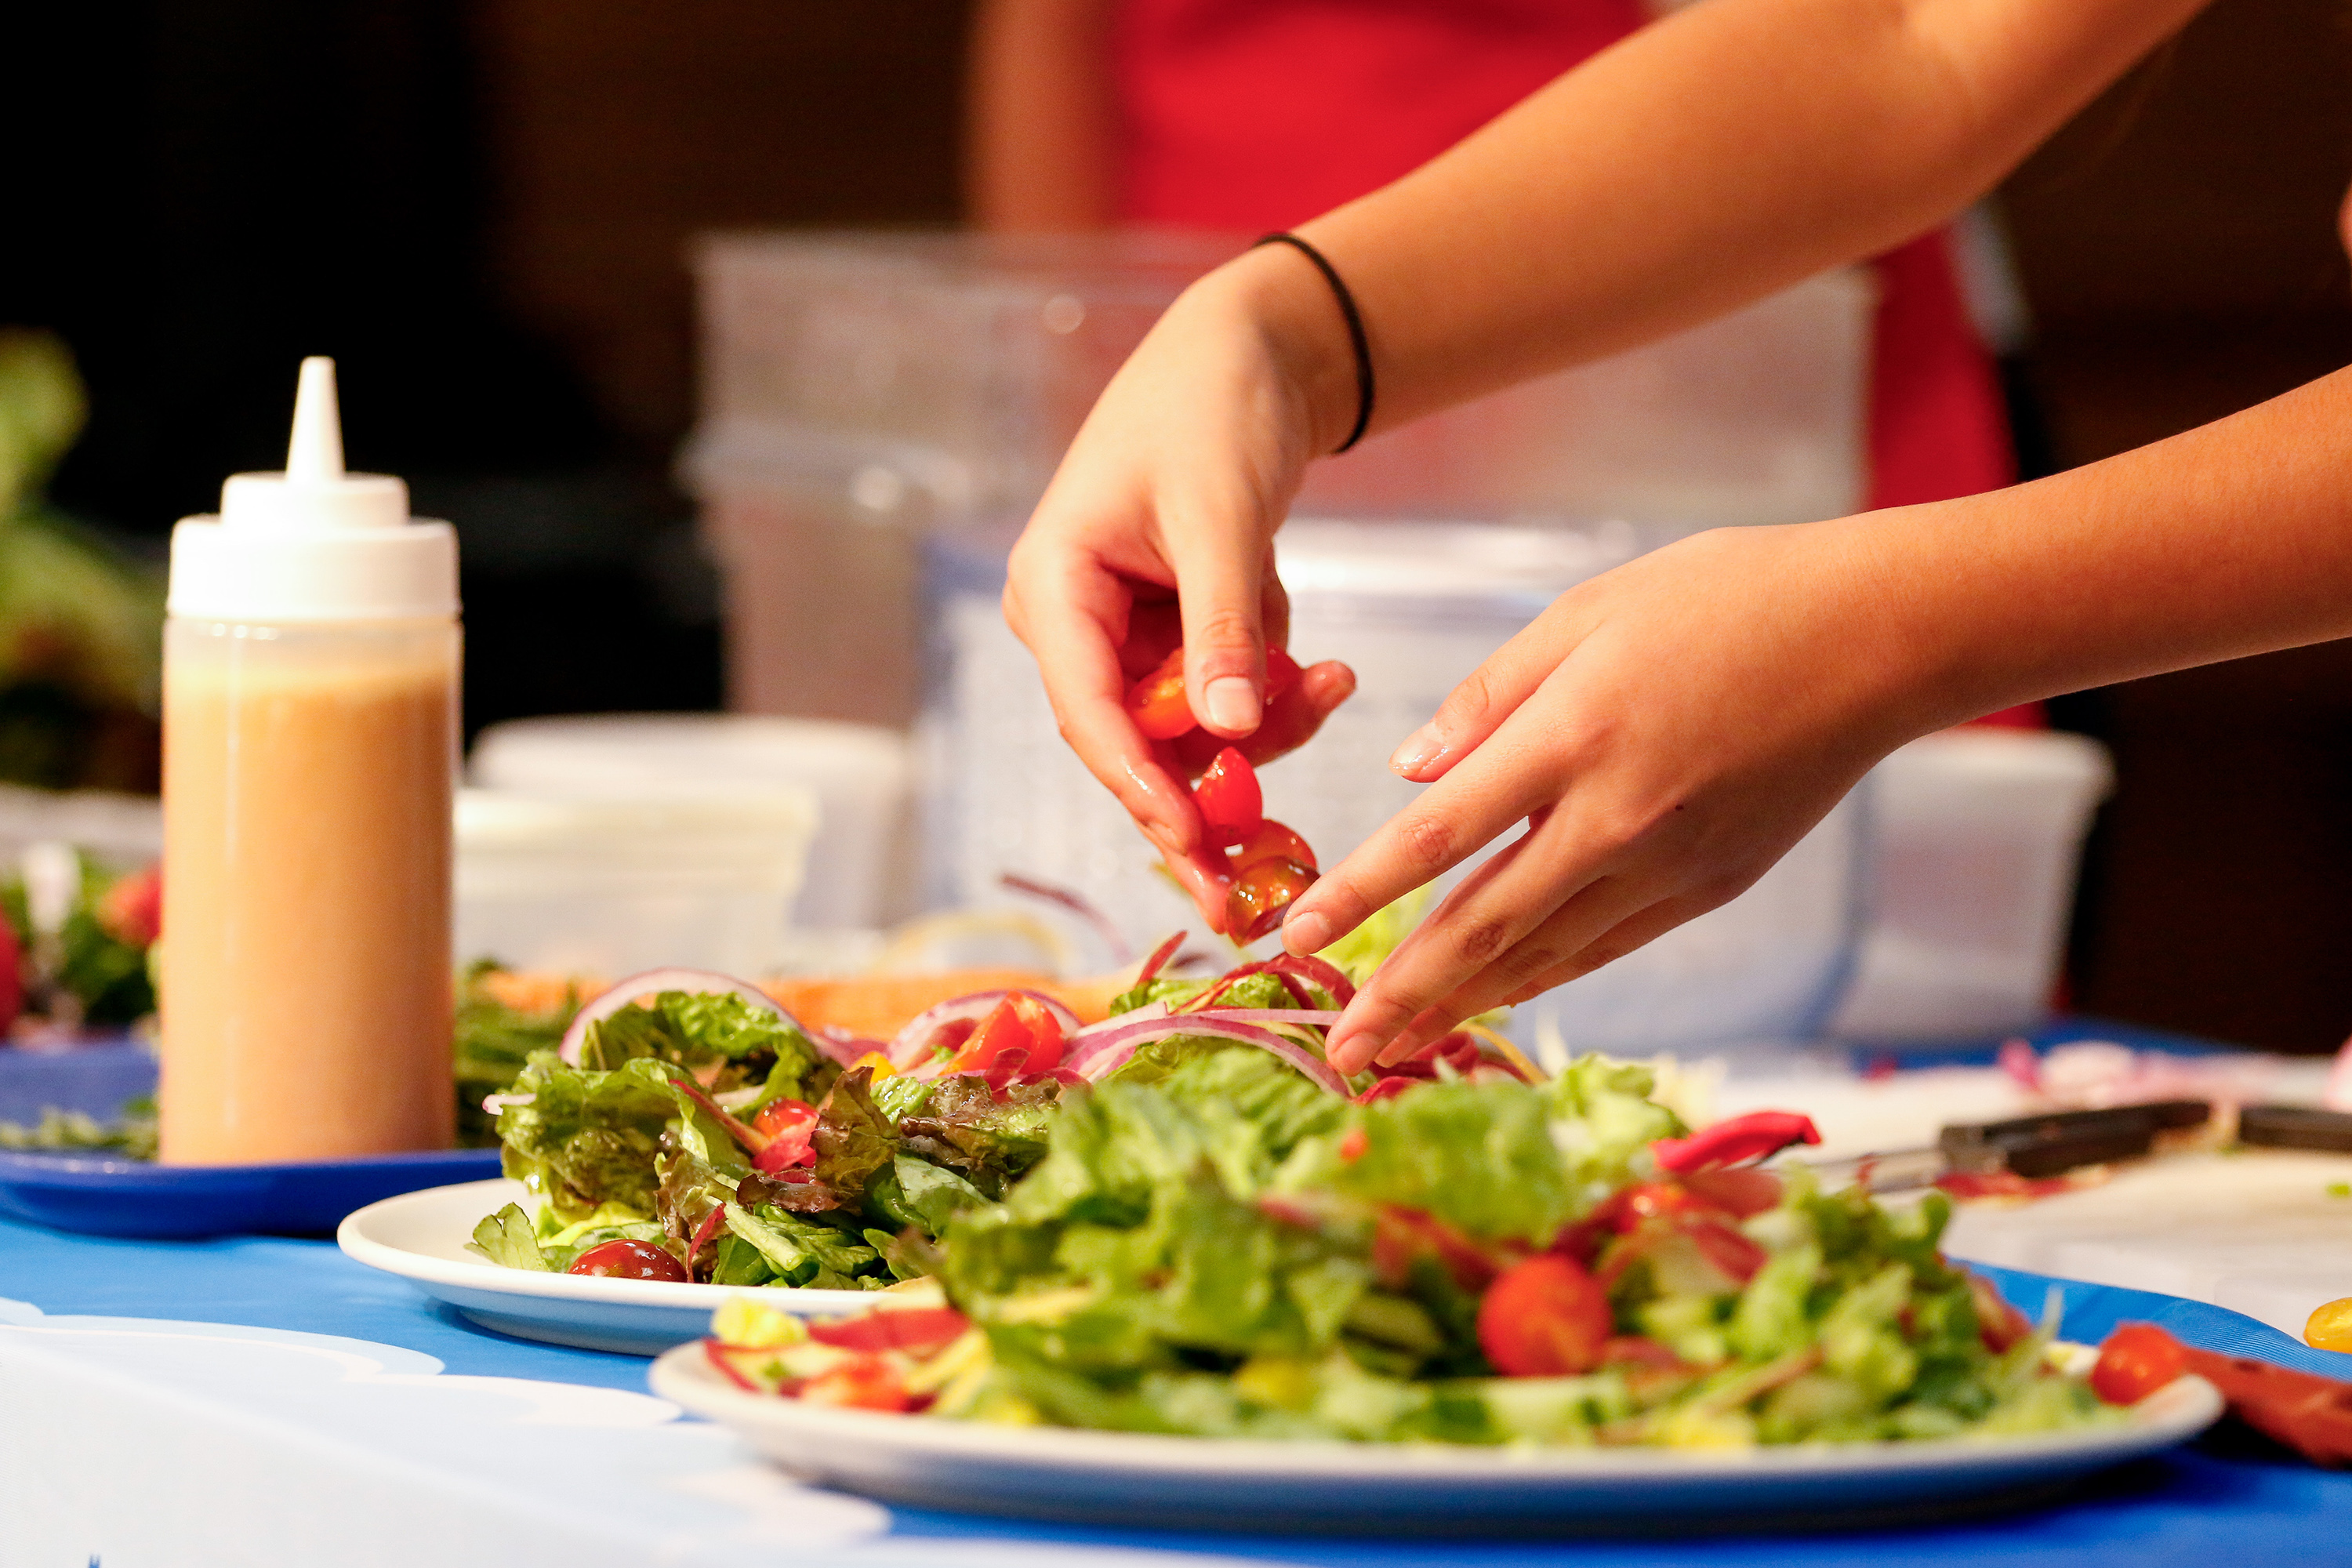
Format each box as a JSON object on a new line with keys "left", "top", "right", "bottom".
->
{"left": 1798, "top": 1100, "right": 2216, "bottom": 1192}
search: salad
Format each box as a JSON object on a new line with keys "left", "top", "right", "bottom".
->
{"left": 695, "top": 1049, "right": 2140, "bottom": 1450}
{"left": 465, "top": 932, "right": 1529, "bottom": 1291}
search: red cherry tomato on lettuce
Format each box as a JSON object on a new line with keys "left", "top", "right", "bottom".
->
{"left": 2090, "top": 1323, "right": 2187, "bottom": 1405}
{"left": 753, "top": 1097, "right": 818, "bottom": 1140}
{"left": 1226, "top": 856, "right": 1316, "bottom": 944}
{"left": 1192, "top": 746, "right": 1263, "bottom": 846}
{"left": 1478, "top": 1254, "right": 1614, "bottom": 1377}
{"left": 750, "top": 1097, "right": 819, "bottom": 1171}
{"left": 1123, "top": 649, "right": 1194, "bottom": 740}
{"left": 1229, "top": 818, "right": 1316, "bottom": 873}
{"left": 568, "top": 1239, "right": 688, "bottom": 1282}
{"left": 944, "top": 993, "right": 1065, "bottom": 1078}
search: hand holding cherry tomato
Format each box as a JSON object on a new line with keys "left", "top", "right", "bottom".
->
{"left": 1120, "top": 648, "right": 1332, "bottom": 937}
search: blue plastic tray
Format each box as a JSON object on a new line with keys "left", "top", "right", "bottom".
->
{"left": 0, "top": 1146, "right": 503, "bottom": 1238}
{"left": 0, "top": 1040, "right": 500, "bottom": 1238}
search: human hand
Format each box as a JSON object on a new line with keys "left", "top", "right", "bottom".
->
{"left": 1282, "top": 521, "right": 1952, "bottom": 1073}
{"left": 1002, "top": 247, "right": 1361, "bottom": 930}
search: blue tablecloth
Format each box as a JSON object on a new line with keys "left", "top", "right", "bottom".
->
{"left": 5, "top": 1021, "right": 2349, "bottom": 1565}
{"left": 5, "top": 1213, "right": 2349, "bottom": 1566}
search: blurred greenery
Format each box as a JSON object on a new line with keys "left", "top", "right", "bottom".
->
{"left": 1, "top": 851, "right": 158, "bottom": 1028}
{"left": 452, "top": 960, "right": 586, "bottom": 1147}
{"left": 0, "top": 331, "right": 165, "bottom": 792}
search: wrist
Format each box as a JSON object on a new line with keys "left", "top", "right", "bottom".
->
{"left": 1189, "top": 243, "right": 1367, "bottom": 459}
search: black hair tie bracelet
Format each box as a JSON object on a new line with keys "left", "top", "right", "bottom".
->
{"left": 1254, "top": 232, "right": 1375, "bottom": 455}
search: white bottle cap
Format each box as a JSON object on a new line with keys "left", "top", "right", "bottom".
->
{"left": 167, "top": 358, "right": 459, "bottom": 622}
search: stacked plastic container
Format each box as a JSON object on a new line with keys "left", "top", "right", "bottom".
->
{"left": 686, "top": 233, "right": 1873, "bottom": 726}
{"left": 685, "top": 231, "right": 2103, "bottom": 1047}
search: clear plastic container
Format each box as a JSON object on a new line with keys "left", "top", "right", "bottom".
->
{"left": 468, "top": 713, "right": 912, "bottom": 929}
{"left": 685, "top": 231, "right": 1872, "bottom": 726}
{"left": 1831, "top": 728, "right": 2113, "bottom": 1041}
{"left": 922, "top": 518, "right": 1867, "bottom": 1048}
{"left": 453, "top": 789, "right": 815, "bottom": 979}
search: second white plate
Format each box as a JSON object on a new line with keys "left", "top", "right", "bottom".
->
{"left": 336, "top": 1178, "right": 879, "bottom": 1355}
{"left": 648, "top": 1342, "right": 2224, "bottom": 1534}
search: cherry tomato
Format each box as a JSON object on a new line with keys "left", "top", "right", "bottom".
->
{"left": 2090, "top": 1323, "right": 2188, "bottom": 1405}
{"left": 2306, "top": 1295, "right": 2352, "bottom": 1353}
{"left": 750, "top": 1097, "right": 819, "bottom": 1171}
{"left": 1226, "top": 855, "right": 1316, "bottom": 943}
{"left": 1007, "top": 993, "right": 1066, "bottom": 1073}
{"left": 1192, "top": 746, "right": 1264, "bottom": 846}
{"left": 568, "top": 1239, "right": 689, "bottom": 1283}
{"left": 1478, "top": 1254, "right": 1614, "bottom": 1377}
{"left": 753, "top": 1097, "right": 818, "bottom": 1140}
{"left": 1123, "top": 649, "right": 1194, "bottom": 740}
{"left": 1228, "top": 817, "right": 1316, "bottom": 873}
{"left": 799, "top": 1352, "right": 913, "bottom": 1411}
{"left": 944, "top": 993, "right": 1065, "bottom": 1078}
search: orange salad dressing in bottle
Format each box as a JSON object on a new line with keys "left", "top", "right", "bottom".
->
{"left": 159, "top": 359, "right": 460, "bottom": 1163}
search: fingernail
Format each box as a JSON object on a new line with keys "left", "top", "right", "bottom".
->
{"left": 1283, "top": 906, "right": 1333, "bottom": 954}
{"left": 1389, "top": 726, "right": 1443, "bottom": 775}
{"left": 1204, "top": 676, "right": 1260, "bottom": 733}
{"left": 1325, "top": 1031, "right": 1364, "bottom": 1071}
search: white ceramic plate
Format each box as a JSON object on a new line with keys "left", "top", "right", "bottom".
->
{"left": 648, "top": 1344, "right": 2223, "bottom": 1535}
{"left": 337, "top": 1178, "right": 878, "bottom": 1355}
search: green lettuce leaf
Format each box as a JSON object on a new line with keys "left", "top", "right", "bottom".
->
{"left": 894, "top": 1076, "right": 1058, "bottom": 1197}
{"left": 1297, "top": 1079, "right": 1572, "bottom": 1245}
{"left": 811, "top": 1066, "right": 898, "bottom": 1201}
{"left": 465, "top": 1203, "right": 552, "bottom": 1271}
{"left": 582, "top": 989, "right": 826, "bottom": 1104}
{"left": 722, "top": 1201, "right": 880, "bottom": 1289}
{"left": 1544, "top": 1054, "right": 1686, "bottom": 1212}
{"left": 868, "top": 1152, "right": 992, "bottom": 1236}
{"left": 494, "top": 1052, "right": 687, "bottom": 1221}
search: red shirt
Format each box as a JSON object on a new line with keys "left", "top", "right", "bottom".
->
{"left": 1111, "top": 0, "right": 2015, "bottom": 513}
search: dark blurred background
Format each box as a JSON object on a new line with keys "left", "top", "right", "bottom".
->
{"left": 2, "top": 0, "right": 2347, "bottom": 1051}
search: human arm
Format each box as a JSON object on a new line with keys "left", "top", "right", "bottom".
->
{"left": 967, "top": 0, "right": 1121, "bottom": 230}
{"left": 1003, "top": 0, "right": 2212, "bottom": 930}
{"left": 1303, "top": 366, "right": 2352, "bottom": 1070}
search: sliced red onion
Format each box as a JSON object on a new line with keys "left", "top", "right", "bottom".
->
{"left": 481, "top": 1092, "right": 535, "bottom": 1115}
{"left": 1073, "top": 1000, "right": 1166, "bottom": 1038}
{"left": 1185, "top": 1007, "right": 1345, "bottom": 1028}
{"left": 886, "top": 989, "right": 1083, "bottom": 1071}
{"left": 1067, "top": 1017, "right": 1350, "bottom": 1098}
{"left": 1133, "top": 930, "right": 1186, "bottom": 989}
{"left": 556, "top": 968, "right": 802, "bottom": 1066}
{"left": 1000, "top": 872, "right": 1134, "bottom": 964}
{"left": 1268, "top": 953, "right": 1356, "bottom": 1006}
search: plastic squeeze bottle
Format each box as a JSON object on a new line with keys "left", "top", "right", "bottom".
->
{"left": 159, "top": 358, "right": 459, "bottom": 1163}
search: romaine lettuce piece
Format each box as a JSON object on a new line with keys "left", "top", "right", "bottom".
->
{"left": 466, "top": 1203, "right": 551, "bottom": 1271}
{"left": 494, "top": 1052, "right": 689, "bottom": 1221}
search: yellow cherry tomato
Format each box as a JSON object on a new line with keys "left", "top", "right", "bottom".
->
{"left": 2303, "top": 1296, "right": 2352, "bottom": 1352}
